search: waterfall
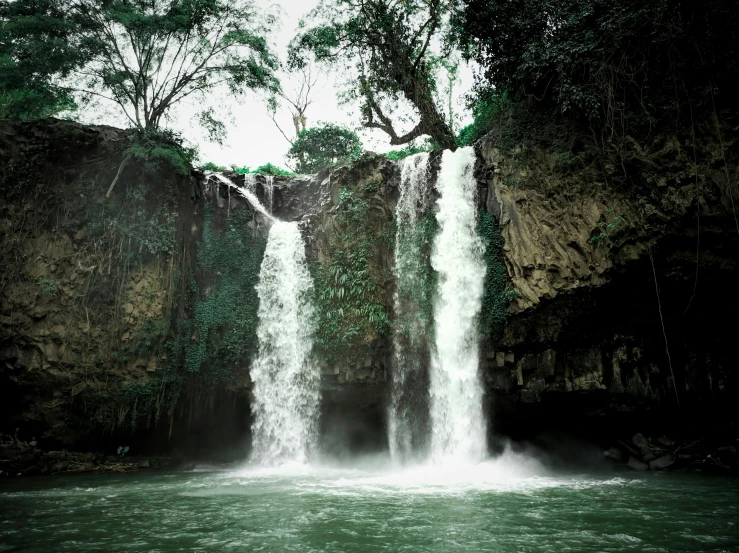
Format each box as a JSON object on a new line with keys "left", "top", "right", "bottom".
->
{"left": 244, "top": 173, "right": 257, "bottom": 194}
{"left": 429, "top": 147, "right": 487, "bottom": 463}
{"left": 250, "top": 220, "right": 318, "bottom": 465}
{"left": 264, "top": 175, "right": 274, "bottom": 214}
{"left": 389, "top": 153, "right": 431, "bottom": 462}
{"left": 207, "top": 172, "right": 273, "bottom": 220}
{"left": 207, "top": 171, "right": 317, "bottom": 465}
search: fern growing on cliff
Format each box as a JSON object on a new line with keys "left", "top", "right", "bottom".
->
{"left": 312, "top": 182, "right": 391, "bottom": 365}
{"left": 477, "top": 210, "right": 516, "bottom": 336}
{"left": 181, "top": 208, "right": 265, "bottom": 384}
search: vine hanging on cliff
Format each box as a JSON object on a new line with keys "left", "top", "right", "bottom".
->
{"left": 477, "top": 210, "right": 516, "bottom": 337}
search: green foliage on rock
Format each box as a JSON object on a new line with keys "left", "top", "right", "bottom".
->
{"left": 384, "top": 146, "right": 430, "bottom": 162}
{"left": 477, "top": 210, "right": 516, "bottom": 336}
{"left": 125, "top": 128, "right": 197, "bottom": 177}
{"left": 84, "top": 180, "right": 178, "bottom": 265}
{"left": 201, "top": 162, "right": 227, "bottom": 172}
{"left": 312, "top": 180, "right": 391, "bottom": 365}
{"left": 287, "top": 123, "right": 363, "bottom": 173}
{"left": 384, "top": 138, "right": 439, "bottom": 161}
{"left": 251, "top": 163, "right": 293, "bottom": 176}
{"left": 181, "top": 208, "right": 265, "bottom": 383}
{"left": 35, "top": 277, "right": 60, "bottom": 296}
{"left": 200, "top": 162, "right": 293, "bottom": 176}
{"left": 589, "top": 209, "right": 625, "bottom": 249}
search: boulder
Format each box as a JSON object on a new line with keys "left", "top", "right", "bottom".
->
{"left": 649, "top": 454, "right": 676, "bottom": 471}
{"left": 603, "top": 447, "right": 623, "bottom": 461}
{"left": 0, "top": 449, "right": 18, "bottom": 460}
{"left": 626, "top": 457, "right": 649, "bottom": 471}
{"left": 51, "top": 461, "right": 69, "bottom": 473}
{"left": 640, "top": 447, "right": 657, "bottom": 463}
{"left": 632, "top": 433, "right": 649, "bottom": 449}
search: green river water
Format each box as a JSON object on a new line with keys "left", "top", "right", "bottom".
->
{"left": 1, "top": 452, "right": 738, "bottom": 552}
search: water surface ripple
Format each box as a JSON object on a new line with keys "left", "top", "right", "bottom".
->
{"left": 1, "top": 453, "right": 737, "bottom": 552}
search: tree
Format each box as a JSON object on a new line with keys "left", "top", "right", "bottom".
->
{"left": 0, "top": 0, "right": 83, "bottom": 119}
{"left": 456, "top": 0, "right": 739, "bottom": 135}
{"left": 75, "top": 0, "right": 279, "bottom": 128}
{"left": 286, "top": 123, "right": 363, "bottom": 173}
{"left": 268, "top": 63, "right": 321, "bottom": 144}
{"left": 290, "top": 0, "right": 458, "bottom": 151}
{"left": 1, "top": 0, "right": 279, "bottom": 128}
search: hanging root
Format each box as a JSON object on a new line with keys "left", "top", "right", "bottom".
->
{"left": 650, "top": 249, "right": 680, "bottom": 407}
{"left": 106, "top": 156, "right": 130, "bottom": 199}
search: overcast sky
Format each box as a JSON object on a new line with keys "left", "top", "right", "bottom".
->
{"left": 79, "top": 0, "right": 473, "bottom": 170}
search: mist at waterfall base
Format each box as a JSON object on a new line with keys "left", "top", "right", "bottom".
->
{"left": 2, "top": 461, "right": 738, "bottom": 552}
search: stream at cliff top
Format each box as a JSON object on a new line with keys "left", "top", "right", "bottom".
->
{"left": 1, "top": 456, "right": 738, "bottom": 553}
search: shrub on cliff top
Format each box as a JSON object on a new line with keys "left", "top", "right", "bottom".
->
{"left": 287, "top": 123, "right": 363, "bottom": 174}
{"left": 126, "top": 128, "right": 196, "bottom": 176}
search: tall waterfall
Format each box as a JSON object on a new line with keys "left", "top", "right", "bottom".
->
{"left": 264, "top": 175, "right": 275, "bottom": 214}
{"left": 207, "top": 171, "right": 318, "bottom": 464}
{"left": 429, "top": 147, "right": 487, "bottom": 463}
{"left": 251, "top": 220, "right": 318, "bottom": 465}
{"left": 389, "top": 153, "right": 431, "bottom": 462}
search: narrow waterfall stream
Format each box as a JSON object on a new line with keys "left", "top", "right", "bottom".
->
{"left": 429, "top": 147, "right": 487, "bottom": 463}
{"left": 244, "top": 173, "right": 257, "bottom": 194}
{"left": 389, "top": 153, "right": 431, "bottom": 462}
{"left": 264, "top": 175, "right": 275, "bottom": 214}
{"left": 251, "top": 220, "right": 318, "bottom": 465}
{"left": 207, "top": 172, "right": 318, "bottom": 465}
{"left": 208, "top": 172, "right": 272, "bottom": 220}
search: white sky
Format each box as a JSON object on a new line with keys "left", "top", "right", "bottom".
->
{"left": 79, "top": 0, "right": 473, "bottom": 170}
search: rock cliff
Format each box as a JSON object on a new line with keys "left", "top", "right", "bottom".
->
{"left": 1, "top": 113, "right": 737, "bottom": 463}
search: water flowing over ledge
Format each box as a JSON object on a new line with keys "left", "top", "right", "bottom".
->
{"left": 429, "top": 147, "right": 487, "bottom": 463}
{"left": 207, "top": 171, "right": 318, "bottom": 465}
{"left": 250, "top": 220, "right": 318, "bottom": 465}
{"left": 206, "top": 172, "right": 275, "bottom": 221}
{"left": 389, "top": 152, "right": 431, "bottom": 462}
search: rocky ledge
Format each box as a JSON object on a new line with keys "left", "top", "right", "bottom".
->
{"left": 604, "top": 432, "right": 738, "bottom": 473}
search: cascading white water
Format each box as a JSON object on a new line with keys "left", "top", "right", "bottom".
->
{"left": 264, "top": 175, "right": 274, "bottom": 214}
{"left": 429, "top": 146, "right": 487, "bottom": 463}
{"left": 250, "top": 220, "right": 319, "bottom": 465}
{"left": 244, "top": 173, "right": 257, "bottom": 194}
{"left": 207, "top": 172, "right": 273, "bottom": 220}
{"left": 207, "top": 171, "right": 317, "bottom": 465}
{"left": 389, "top": 153, "right": 431, "bottom": 462}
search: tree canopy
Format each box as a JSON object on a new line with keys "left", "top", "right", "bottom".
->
{"left": 1, "top": 0, "right": 279, "bottom": 128}
{"left": 457, "top": 0, "right": 738, "bottom": 135}
{"left": 290, "top": 0, "right": 459, "bottom": 151}
{"left": 287, "top": 123, "right": 363, "bottom": 174}
{"left": 0, "top": 0, "right": 83, "bottom": 119}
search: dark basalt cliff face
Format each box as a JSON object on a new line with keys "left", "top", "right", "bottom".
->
{"left": 1, "top": 115, "right": 737, "bottom": 467}
{"left": 475, "top": 125, "right": 739, "bottom": 445}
